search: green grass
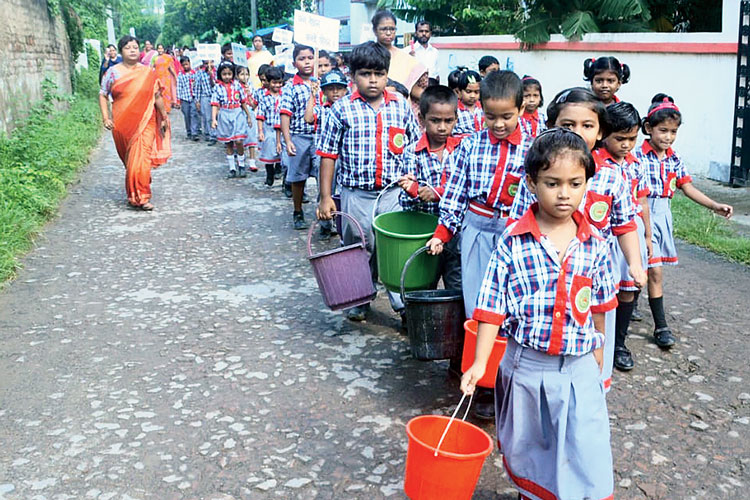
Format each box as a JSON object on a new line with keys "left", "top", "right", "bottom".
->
{"left": 0, "top": 60, "right": 102, "bottom": 283}
{"left": 671, "top": 193, "right": 750, "bottom": 265}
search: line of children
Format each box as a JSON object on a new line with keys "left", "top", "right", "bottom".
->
{"left": 195, "top": 59, "right": 217, "bottom": 144}
{"left": 175, "top": 56, "right": 201, "bottom": 140}
{"left": 210, "top": 61, "right": 253, "bottom": 178}
{"left": 453, "top": 70, "right": 484, "bottom": 137}
{"left": 236, "top": 66, "right": 259, "bottom": 171}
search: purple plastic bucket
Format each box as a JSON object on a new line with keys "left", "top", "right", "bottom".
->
{"left": 308, "top": 211, "right": 376, "bottom": 311}
{"left": 333, "top": 195, "right": 343, "bottom": 236}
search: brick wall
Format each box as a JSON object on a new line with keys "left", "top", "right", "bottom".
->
{"left": 0, "top": 0, "right": 72, "bottom": 134}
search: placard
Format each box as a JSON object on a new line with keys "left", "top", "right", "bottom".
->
{"left": 272, "top": 28, "right": 294, "bottom": 45}
{"left": 196, "top": 43, "right": 221, "bottom": 63}
{"left": 187, "top": 50, "right": 201, "bottom": 70}
{"left": 231, "top": 42, "right": 248, "bottom": 67}
{"left": 293, "top": 10, "right": 340, "bottom": 52}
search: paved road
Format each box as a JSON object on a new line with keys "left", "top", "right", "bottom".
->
{"left": 0, "top": 119, "right": 748, "bottom": 499}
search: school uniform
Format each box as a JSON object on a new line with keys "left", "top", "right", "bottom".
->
{"left": 240, "top": 83, "right": 258, "bottom": 149}
{"left": 453, "top": 100, "right": 484, "bottom": 137}
{"left": 194, "top": 68, "right": 216, "bottom": 141}
{"left": 311, "top": 101, "right": 338, "bottom": 192}
{"left": 433, "top": 125, "right": 531, "bottom": 317}
{"left": 255, "top": 90, "right": 281, "bottom": 164}
{"left": 474, "top": 206, "right": 617, "bottom": 500}
{"left": 317, "top": 89, "right": 421, "bottom": 311}
{"left": 280, "top": 74, "right": 316, "bottom": 183}
{"left": 519, "top": 109, "right": 547, "bottom": 139}
{"left": 400, "top": 134, "right": 463, "bottom": 290}
{"left": 210, "top": 80, "right": 249, "bottom": 143}
{"left": 176, "top": 70, "right": 201, "bottom": 138}
{"left": 635, "top": 140, "right": 692, "bottom": 268}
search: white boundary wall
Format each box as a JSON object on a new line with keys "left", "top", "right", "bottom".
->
{"left": 430, "top": 2, "right": 740, "bottom": 178}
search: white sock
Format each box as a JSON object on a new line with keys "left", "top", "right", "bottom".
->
{"left": 237, "top": 155, "right": 245, "bottom": 167}
{"left": 226, "top": 155, "right": 235, "bottom": 171}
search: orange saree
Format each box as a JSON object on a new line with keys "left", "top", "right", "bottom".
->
{"left": 153, "top": 54, "right": 175, "bottom": 111}
{"left": 110, "top": 65, "right": 171, "bottom": 207}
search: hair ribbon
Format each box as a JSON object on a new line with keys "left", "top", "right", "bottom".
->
{"left": 647, "top": 99, "right": 680, "bottom": 118}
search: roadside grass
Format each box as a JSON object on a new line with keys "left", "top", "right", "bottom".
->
{"left": 672, "top": 193, "right": 750, "bottom": 265}
{"left": 0, "top": 59, "right": 102, "bottom": 283}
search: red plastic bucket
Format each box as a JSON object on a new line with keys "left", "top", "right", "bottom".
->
{"left": 307, "top": 212, "right": 376, "bottom": 310}
{"left": 404, "top": 415, "right": 493, "bottom": 500}
{"left": 461, "top": 319, "right": 507, "bottom": 388}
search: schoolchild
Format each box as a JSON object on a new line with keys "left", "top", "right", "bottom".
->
{"left": 447, "top": 68, "right": 464, "bottom": 96}
{"left": 304, "top": 69, "right": 349, "bottom": 240}
{"left": 255, "top": 66, "right": 285, "bottom": 186}
{"left": 477, "top": 55, "right": 499, "bottom": 77}
{"left": 519, "top": 75, "right": 547, "bottom": 138}
{"left": 280, "top": 44, "right": 317, "bottom": 230}
{"left": 599, "top": 102, "right": 652, "bottom": 371}
{"left": 584, "top": 56, "right": 631, "bottom": 106}
{"left": 175, "top": 56, "right": 201, "bottom": 140}
{"left": 211, "top": 61, "right": 253, "bottom": 178}
{"left": 220, "top": 43, "right": 233, "bottom": 63}
{"left": 398, "top": 85, "right": 463, "bottom": 290}
{"left": 425, "top": 71, "right": 531, "bottom": 418}
{"left": 316, "top": 41, "right": 420, "bottom": 323}
{"left": 317, "top": 50, "right": 333, "bottom": 77}
{"left": 195, "top": 59, "right": 217, "bottom": 144}
{"left": 636, "top": 94, "right": 733, "bottom": 348}
{"left": 453, "top": 70, "right": 484, "bottom": 137}
{"left": 236, "top": 66, "right": 259, "bottom": 170}
{"left": 461, "top": 128, "right": 617, "bottom": 500}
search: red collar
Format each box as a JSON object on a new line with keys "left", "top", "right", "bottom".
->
{"left": 415, "top": 134, "right": 461, "bottom": 153}
{"left": 292, "top": 73, "right": 311, "bottom": 86}
{"left": 641, "top": 140, "right": 673, "bottom": 158}
{"left": 350, "top": 88, "right": 398, "bottom": 105}
{"left": 458, "top": 100, "right": 481, "bottom": 111}
{"left": 521, "top": 109, "right": 539, "bottom": 121}
{"left": 510, "top": 204, "right": 592, "bottom": 243}
{"left": 488, "top": 123, "right": 522, "bottom": 146}
{"left": 594, "top": 147, "right": 638, "bottom": 167}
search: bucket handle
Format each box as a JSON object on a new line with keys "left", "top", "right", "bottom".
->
{"left": 370, "top": 179, "right": 402, "bottom": 223}
{"left": 399, "top": 245, "right": 431, "bottom": 303}
{"left": 307, "top": 211, "right": 367, "bottom": 257}
{"left": 434, "top": 392, "right": 474, "bottom": 457}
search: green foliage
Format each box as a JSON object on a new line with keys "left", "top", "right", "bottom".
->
{"left": 117, "top": 0, "right": 162, "bottom": 42}
{"left": 672, "top": 194, "right": 750, "bottom": 265}
{"left": 0, "top": 67, "right": 102, "bottom": 282}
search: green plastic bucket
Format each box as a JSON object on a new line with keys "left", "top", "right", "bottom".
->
{"left": 373, "top": 211, "right": 439, "bottom": 292}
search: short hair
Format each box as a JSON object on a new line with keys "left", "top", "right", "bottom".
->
{"left": 106, "top": 44, "right": 116, "bottom": 50}
{"left": 371, "top": 10, "right": 397, "bottom": 30}
{"left": 221, "top": 43, "right": 232, "bottom": 56}
{"left": 546, "top": 87, "right": 609, "bottom": 137}
{"left": 457, "top": 70, "right": 481, "bottom": 91}
{"left": 583, "top": 56, "right": 631, "bottom": 84}
{"left": 415, "top": 20, "right": 431, "bottom": 31}
{"left": 478, "top": 55, "right": 499, "bottom": 72}
{"left": 606, "top": 102, "right": 641, "bottom": 134}
{"left": 419, "top": 85, "right": 458, "bottom": 117}
{"left": 318, "top": 50, "right": 331, "bottom": 61}
{"left": 522, "top": 75, "right": 544, "bottom": 107}
{"left": 179, "top": 56, "right": 190, "bottom": 64}
{"left": 265, "top": 66, "right": 284, "bottom": 82}
{"left": 480, "top": 70, "right": 523, "bottom": 108}
{"left": 387, "top": 79, "right": 409, "bottom": 99}
{"left": 349, "top": 41, "right": 390, "bottom": 75}
{"left": 216, "top": 61, "right": 236, "bottom": 79}
{"left": 447, "top": 68, "right": 464, "bottom": 90}
{"left": 117, "top": 35, "right": 139, "bottom": 52}
{"left": 257, "top": 64, "right": 271, "bottom": 77}
{"left": 236, "top": 65, "right": 249, "bottom": 76}
{"left": 642, "top": 93, "right": 682, "bottom": 133}
{"left": 525, "top": 128, "right": 597, "bottom": 182}
{"left": 293, "top": 44, "right": 314, "bottom": 60}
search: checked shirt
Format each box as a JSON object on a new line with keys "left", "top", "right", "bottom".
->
{"left": 634, "top": 140, "right": 692, "bottom": 199}
{"left": 176, "top": 70, "right": 196, "bottom": 102}
{"left": 210, "top": 80, "right": 247, "bottom": 109}
{"left": 399, "top": 135, "right": 462, "bottom": 215}
{"left": 280, "top": 74, "right": 316, "bottom": 135}
{"left": 454, "top": 100, "right": 484, "bottom": 136}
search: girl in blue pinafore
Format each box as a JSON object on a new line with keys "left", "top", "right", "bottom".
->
{"left": 463, "top": 129, "right": 618, "bottom": 500}
{"left": 211, "top": 61, "right": 252, "bottom": 178}
{"left": 635, "top": 94, "right": 733, "bottom": 349}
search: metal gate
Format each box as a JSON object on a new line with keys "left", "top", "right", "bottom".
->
{"left": 731, "top": 0, "right": 750, "bottom": 186}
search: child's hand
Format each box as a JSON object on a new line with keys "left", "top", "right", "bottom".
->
{"left": 317, "top": 196, "right": 337, "bottom": 220}
{"left": 286, "top": 141, "right": 297, "bottom": 156}
{"left": 310, "top": 80, "right": 320, "bottom": 96}
{"left": 398, "top": 174, "right": 415, "bottom": 192}
{"left": 418, "top": 185, "right": 439, "bottom": 202}
{"left": 593, "top": 346, "right": 604, "bottom": 373}
{"left": 645, "top": 236, "right": 653, "bottom": 259}
{"left": 629, "top": 265, "right": 647, "bottom": 289}
{"left": 196, "top": 101, "right": 201, "bottom": 112}
{"left": 211, "top": 120, "right": 218, "bottom": 129}
{"left": 276, "top": 141, "right": 282, "bottom": 154}
{"left": 102, "top": 117, "right": 114, "bottom": 130}
{"left": 426, "top": 237, "right": 444, "bottom": 255}
{"left": 460, "top": 362, "right": 486, "bottom": 395}
{"left": 174, "top": 102, "right": 181, "bottom": 109}
{"left": 713, "top": 203, "right": 733, "bottom": 219}
{"left": 258, "top": 130, "right": 265, "bottom": 143}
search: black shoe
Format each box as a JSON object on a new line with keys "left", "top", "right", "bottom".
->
{"left": 302, "top": 191, "right": 310, "bottom": 203}
{"left": 265, "top": 165, "right": 275, "bottom": 186}
{"left": 284, "top": 183, "right": 293, "bottom": 198}
{"left": 192, "top": 135, "right": 200, "bottom": 141}
{"left": 346, "top": 304, "right": 368, "bottom": 321}
{"left": 614, "top": 346, "right": 634, "bottom": 371}
{"left": 654, "top": 327, "right": 676, "bottom": 348}
{"left": 237, "top": 167, "right": 247, "bottom": 178}
{"left": 400, "top": 309, "right": 408, "bottom": 331}
{"left": 319, "top": 225, "right": 332, "bottom": 241}
{"left": 208, "top": 139, "right": 217, "bottom": 145}
{"left": 631, "top": 307, "right": 644, "bottom": 322}
{"left": 473, "top": 388, "right": 495, "bottom": 420}
{"left": 274, "top": 164, "right": 283, "bottom": 180}
{"left": 293, "top": 211, "right": 308, "bottom": 230}
{"left": 227, "top": 169, "right": 237, "bottom": 179}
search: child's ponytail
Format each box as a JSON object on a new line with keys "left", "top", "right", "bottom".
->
{"left": 583, "top": 58, "right": 597, "bottom": 81}
{"left": 583, "top": 56, "right": 630, "bottom": 84}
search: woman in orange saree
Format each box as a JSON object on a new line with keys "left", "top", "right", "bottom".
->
{"left": 99, "top": 35, "right": 171, "bottom": 211}
{"left": 153, "top": 44, "right": 177, "bottom": 111}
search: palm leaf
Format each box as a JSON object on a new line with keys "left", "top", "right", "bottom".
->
{"left": 516, "top": 12, "right": 555, "bottom": 45}
{"left": 560, "top": 10, "right": 599, "bottom": 40}
{"left": 597, "top": 0, "right": 651, "bottom": 21}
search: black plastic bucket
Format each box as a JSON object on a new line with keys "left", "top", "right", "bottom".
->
{"left": 401, "top": 247, "right": 465, "bottom": 361}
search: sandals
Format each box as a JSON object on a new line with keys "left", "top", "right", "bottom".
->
{"left": 140, "top": 202, "right": 154, "bottom": 211}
